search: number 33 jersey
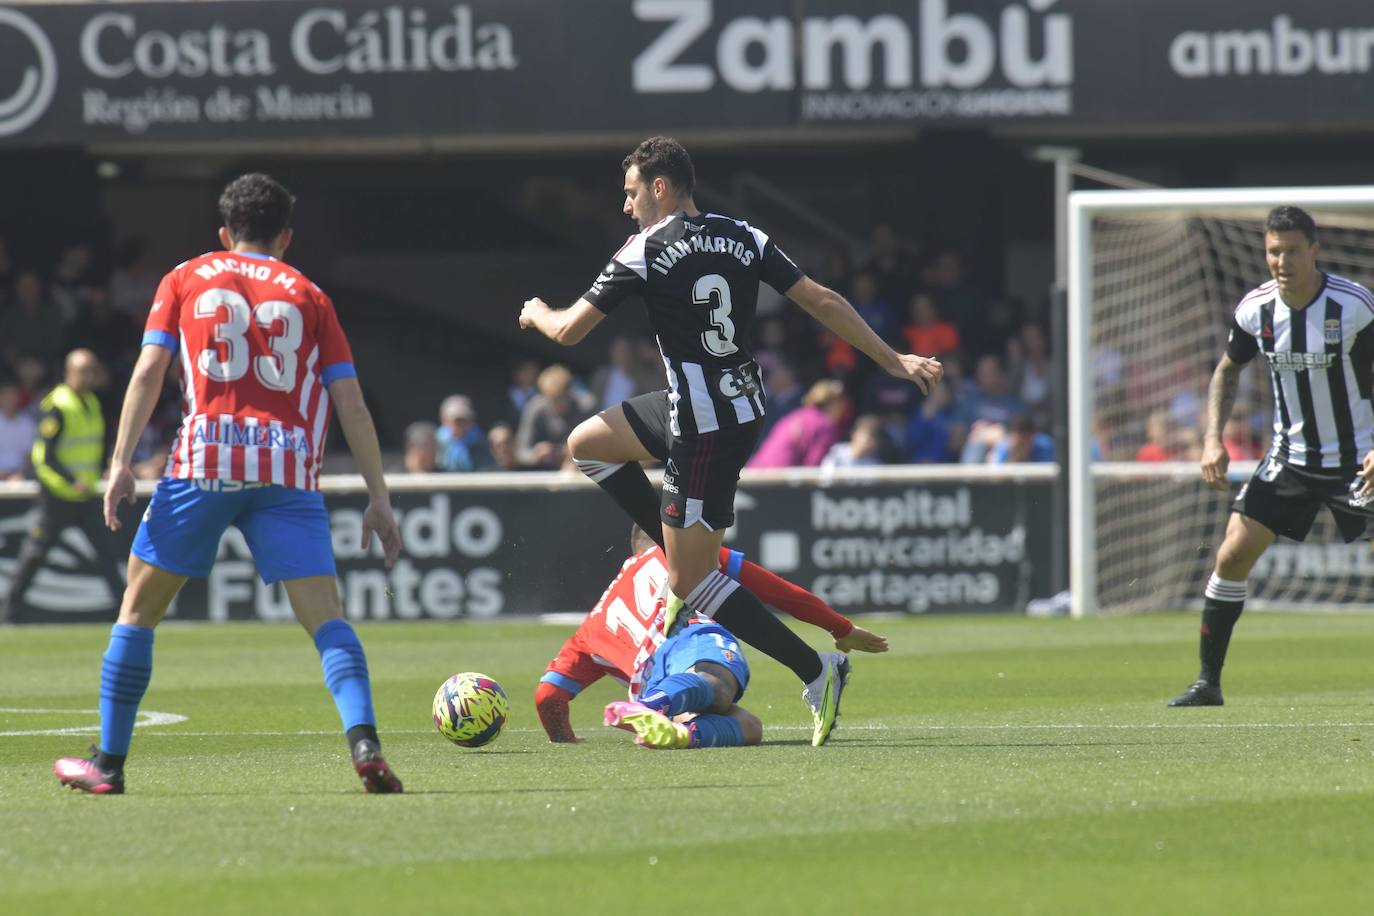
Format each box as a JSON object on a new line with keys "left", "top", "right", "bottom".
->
{"left": 583, "top": 212, "right": 804, "bottom": 436}
{"left": 142, "top": 251, "right": 356, "bottom": 491}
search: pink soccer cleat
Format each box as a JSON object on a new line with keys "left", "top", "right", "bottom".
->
{"left": 603, "top": 701, "right": 692, "bottom": 749}
{"left": 54, "top": 747, "right": 124, "bottom": 795}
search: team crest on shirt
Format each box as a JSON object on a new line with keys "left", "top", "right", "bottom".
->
{"left": 1325, "top": 319, "right": 1342, "bottom": 344}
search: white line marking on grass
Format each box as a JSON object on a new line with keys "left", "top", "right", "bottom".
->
{"left": 94, "top": 722, "right": 1374, "bottom": 738}
{"left": 0, "top": 708, "right": 187, "bottom": 737}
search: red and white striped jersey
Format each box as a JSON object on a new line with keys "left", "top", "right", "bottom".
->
{"left": 142, "top": 251, "right": 355, "bottom": 491}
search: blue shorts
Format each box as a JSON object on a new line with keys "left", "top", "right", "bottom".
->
{"left": 132, "top": 479, "right": 336, "bottom": 584}
{"left": 645, "top": 623, "right": 750, "bottom": 702}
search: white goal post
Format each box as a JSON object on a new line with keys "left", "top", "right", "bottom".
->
{"left": 1069, "top": 185, "right": 1374, "bottom": 617}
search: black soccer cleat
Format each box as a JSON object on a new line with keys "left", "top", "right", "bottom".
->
{"left": 54, "top": 745, "right": 125, "bottom": 795}
{"left": 351, "top": 739, "right": 403, "bottom": 794}
{"left": 1167, "top": 680, "right": 1224, "bottom": 707}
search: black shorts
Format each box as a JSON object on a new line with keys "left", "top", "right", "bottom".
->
{"left": 1234, "top": 457, "right": 1374, "bottom": 542}
{"left": 621, "top": 390, "right": 761, "bottom": 531}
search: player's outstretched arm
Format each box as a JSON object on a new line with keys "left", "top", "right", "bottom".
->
{"left": 731, "top": 554, "right": 887, "bottom": 652}
{"left": 1201, "top": 354, "right": 1243, "bottom": 491}
{"left": 519, "top": 297, "right": 607, "bottom": 346}
{"left": 104, "top": 345, "right": 173, "bottom": 530}
{"left": 328, "top": 376, "right": 401, "bottom": 567}
{"left": 785, "top": 276, "right": 942, "bottom": 393}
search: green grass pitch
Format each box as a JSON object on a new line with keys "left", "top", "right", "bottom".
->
{"left": 3, "top": 613, "right": 1373, "bottom": 915}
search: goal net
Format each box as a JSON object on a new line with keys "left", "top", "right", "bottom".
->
{"left": 1068, "top": 187, "right": 1374, "bottom": 616}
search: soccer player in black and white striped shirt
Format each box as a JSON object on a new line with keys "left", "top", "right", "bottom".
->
{"left": 520, "top": 137, "right": 941, "bottom": 743}
{"left": 1170, "top": 206, "right": 1374, "bottom": 706}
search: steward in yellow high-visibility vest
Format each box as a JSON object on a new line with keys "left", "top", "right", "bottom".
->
{"left": 1, "top": 350, "right": 125, "bottom": 622}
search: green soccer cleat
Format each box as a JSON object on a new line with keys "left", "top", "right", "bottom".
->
{"left": 604, "top": 701, "right": 692, "bottom": 749}
{"left": 803, "top": 652, "right": 852, "bottom": 747}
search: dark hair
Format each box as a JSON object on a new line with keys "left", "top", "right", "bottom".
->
{"left": 219, "top": 173, "right": 295, "bottom": 244}
{"left": 1265, "top": 206, "right": 1318, "bottom": 244}
{"left": 622, "top": 136, "right": 695, "bottom": 195}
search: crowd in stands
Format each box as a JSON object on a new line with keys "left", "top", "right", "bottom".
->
{"left": 0, "top": 224, "right": 1274, "bottom": 482}
{"left": 0, "top": 234, "right": 184, "bottom": 483}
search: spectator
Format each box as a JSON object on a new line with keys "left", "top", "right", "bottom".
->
{"left": 487, "top": 422, "right": 519, "bottom": 471}
{"left": 926, "top": 249, "right": 980, "bottom": 332}
{"left": 515, "top": 364, "right": 594, "bottom": 469}
{"left": 988, "top": 416, "right": 1055, "bottom": 464}
{"left": 752, "top": 317, "right": 791, "bottom": 376}
{"left": 759, "top": 361, "right": 803, "bottom": 438}
{"left": 50, "top": 243, "right": 96, "bottom": 326}
{"left": 901, "top": 291, "right": 960, "bottom": 357}
{"left": 747, "top": 380, "right": 847, "bottom": 469}
{"left": 866, "top": 223, "right": 917, "bottom": 306}
{"left": 0, "top": 378, "right": 36, "bottom": 481}
{"left": 1135, "top": 410, "right": 1179, "bottom": 462}
{"left": 1009, "top": 322, "right": 1052, "bottom": 420}
{"left": 63, "top": 288, "right": 137, "bottom": 375}
{"left": 1, "top": 271, "right": 65, "bottom": 368}
{"left": 12, "top": 355, "right": 48, "bottom": 413}
{"left": 402, "top": 421, "right": 439, "bottom": 473}
{"left": 506, "top": 358, "right": 541, "bottom": 425}
{"left": 436, "top": 394, "right": 493, "bottom": 472}
{"left": 815, "top": 244, "right": 852, "bottom": 295}
{"left": 906, "top": 383, "right": 957, "bottom": 463}
{"left": 109, "top": 237, "right": 160, "bottom": 318}
{"left": 821, "top": 415, "right": 885, "bottom": 470}
{"left": 951, "top": 354, "right": 1028, "bottom": 454}
{"left": 590, "top": 336, "right": 656, "bottom": 412}
{"left": 849, "top": 271, "right": 899, "bottom": 343}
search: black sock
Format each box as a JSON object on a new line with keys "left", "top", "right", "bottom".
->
{"left": 576, "top": 460, "right": 665, "bottom": 548}
{"left": 347, "top": 723, "right": 379, "bottom": 752}
{"left": 95, "top": 750, "right": 126, "bottom": 772}
{"left": 1199, "top": 574, "right": 1246, "bottom": 685}
{"left": 687, "top": 570, "right": 823, "bottom": 684}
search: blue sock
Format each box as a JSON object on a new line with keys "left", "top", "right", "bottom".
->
{"left": 99, "top": 624, "right": 155, "bottom": 758}
{"left": 313, "top": 619, "right": 375, "bottom": 732}
{"left": 639, "top": 673, "right": 713, "bottom": 717}
{"left": 686, "top": 715, "right": 745, "bottom": 748}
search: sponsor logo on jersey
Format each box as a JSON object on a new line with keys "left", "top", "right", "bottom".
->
{"left": 719, "top": 365, "right": 760, "bottom": 400}
{"left": 1264, "top": 351, "right": 1335, "bottom": 371}
{"left": 1325, "top": 319, "right": 1342, "bottom": 344}
{"left": 191, "top": 418, "right": 310, "bottom": 454}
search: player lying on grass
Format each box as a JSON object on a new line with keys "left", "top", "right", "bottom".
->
{"left": 536, "top": 526, "right": 886, "bottom": 747}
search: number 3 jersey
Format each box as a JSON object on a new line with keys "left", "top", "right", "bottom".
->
{"left": 142, "top": 251, "right": 356, "bottom": 491}
{"left": 583, "top": 212, "right": 804, "bottom": 437}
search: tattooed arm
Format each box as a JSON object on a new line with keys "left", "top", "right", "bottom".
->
{"left": 1201, "top": 354, "right": 1243, "bottom": 491}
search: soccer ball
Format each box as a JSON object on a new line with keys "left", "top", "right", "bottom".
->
{"left": 432, "top": 672, "right": 509, "bottom": 747}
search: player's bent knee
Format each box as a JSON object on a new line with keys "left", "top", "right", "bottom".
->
{"left": 733, "top": 707, "right": 763, "bottom": 746}
{"left": 691, "top": 662, "right": 738, "bottom": 714}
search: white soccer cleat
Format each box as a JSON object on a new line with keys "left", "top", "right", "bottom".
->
{"left": 802, "top": 652, "right": 852, "bottom": 747}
